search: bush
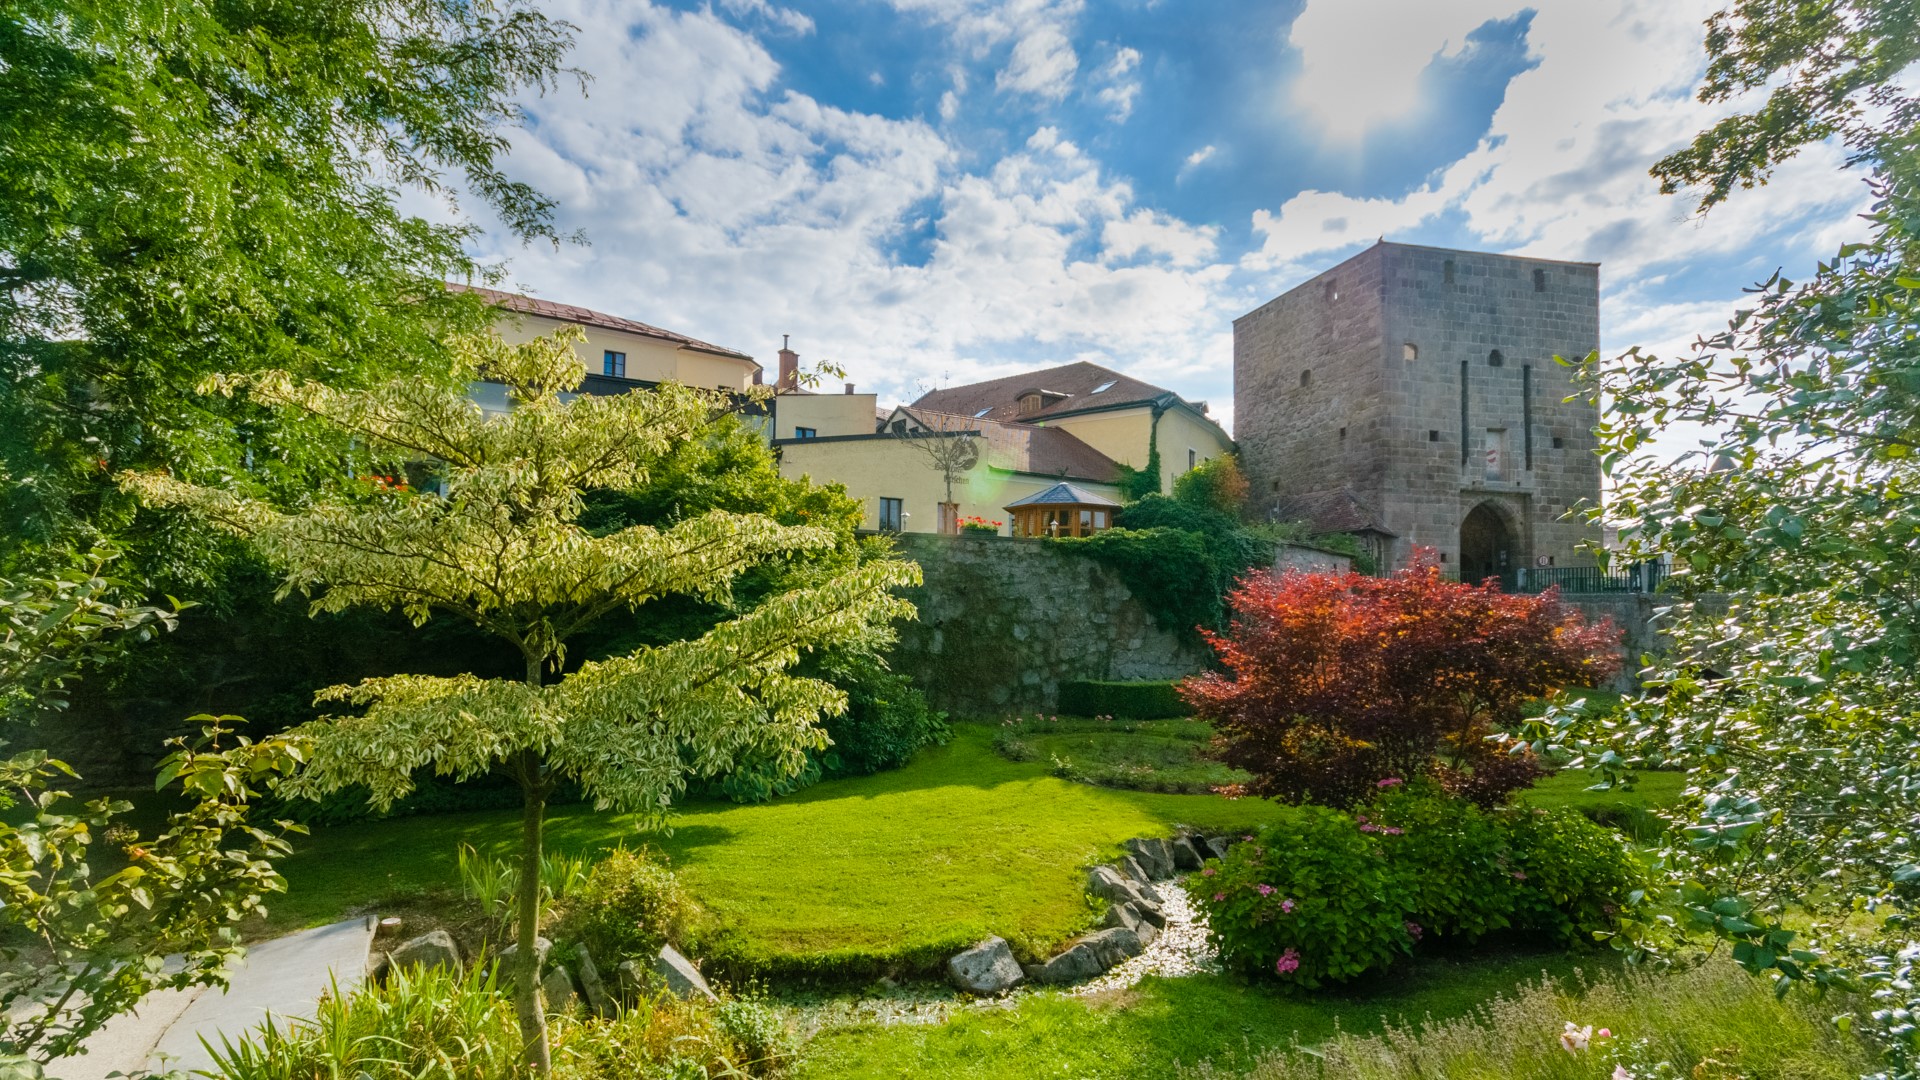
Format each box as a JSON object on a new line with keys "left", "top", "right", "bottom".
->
{"left": 817, "top": 650, "right": 950, "bottom": 776}
{"left": 1506, "top": 805, "right": 1648, "bottom": 946}
{"left": 1366, "top": 785, "right": 1521, "bottom": 942}
{"left": 1172, "top": 454, "right": 1248, "bottom": 515}
{"left": 1189, "top": 807, "right": 1413, "bottom": 988}
{"left": 552, "top": 847, "right": 693, "bottom": 969}
{"left": 1057, "top": 679, "right": 1191, "bottom": 719}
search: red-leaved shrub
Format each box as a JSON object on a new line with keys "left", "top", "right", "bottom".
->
{"left": 1181, "top": 553, "right": 1620, "bottom": 807}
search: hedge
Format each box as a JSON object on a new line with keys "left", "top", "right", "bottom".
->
{"left": 1056, "top": 679, "right": 1192, "bottom": 719}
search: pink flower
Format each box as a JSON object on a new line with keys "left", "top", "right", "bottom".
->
{"left": 1280, "top": 898, "right": 1295, "bottom": 913}
{"left": 1201, "top": 866, "right": 1216, "bottom": 877}
{"left": 1377, "top": 777, "right": 1403, "bottom": 788}
{"left": 1242, "top": 834, "right": 1255, "bottom": 842}
{"left": 1405, "top": 920, "right": 1423, "bottom": 942}
{"left": 1597, "top": 1029, "right": 1611, "bottom": 1039}
{"left": 1612, "top": 1068, "right": 1631, "bottom": 1080}
{"left": 1512, "top": 870, "right": 1528, "bottom": 880}
{"left": 1213, "top": 893, "right": 1225, "bottom": 902}
{"left": 1383, "top": 827, "right": 1404, "bottom": 835}
{"left": 1274, "top": 948, "right": 1301, "bottom": 976}
{"left": 1559, "top": 1022, "right": 1593, "bottom": 1054}
{"left": 1256, "top": 884, "right": 1275, "bottom": 896}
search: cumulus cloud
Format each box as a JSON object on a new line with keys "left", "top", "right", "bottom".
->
{"left": 717, "top": 0, "right": 814, "bottom": 35}
{"left": 888, "top": 0, "right": 1086, "bottom": 102}
{"left": 1287, "top": 0, "right": 1525, "bottom": 134}
{"left": 1094, "top": 45, "right": 1142, "bottom": 120}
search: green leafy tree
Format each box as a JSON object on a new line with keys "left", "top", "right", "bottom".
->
{"left": 1521, "top": 3, "right": 1920, "bottom": 1074}
{"left": 1172, "top": 453, "right": 1248, "bottom": 516}
{"left": 0, "top": 0, "right": 577, "bottom": 561}
{"left": 124, "top": 329, "right": 917, "bottom": 1073}
{"left": 0, "top": 545, "right": 179, "bottom": 725}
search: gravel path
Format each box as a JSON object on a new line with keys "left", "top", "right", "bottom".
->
{"left": 783, "top": 874, "right": 1217, "bottom": 1035}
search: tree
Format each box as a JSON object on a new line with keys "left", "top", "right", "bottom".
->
{"left": 1519, "top": 3, "right": 1920, "bottom": 1073}
{"left": 1184, "top": 558, "right": 1619, "bottom": 808}
{"left": 893, "top": 412, "right": 981, "bottom": 531}
{"left": 1, "top": 544, "right": 179, "bottom": 725}
{"left": 0, "top": 0, "right": 578, "bottom": 562}
{"left": 123, "top": 329, "right": 917, "bottom": 1073}
{"left": 1172, "top": 453, "right": 1248, "bottom": 516}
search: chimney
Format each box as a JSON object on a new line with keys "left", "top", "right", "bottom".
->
{"left": 843, "top": 382, "right": 855, "bottom": 395}
{"left": 777, "top": 334, "right": 798, "bottom": 391}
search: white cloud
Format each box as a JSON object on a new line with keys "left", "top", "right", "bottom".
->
{"left": 887, "top": 0, "right": 1086, "bottom": 102}
{"left": 997, "top": 23, "right": 1079, "bottom": 98}
{"left": 717, "top": 0, "right": 814, "bottom": 35}
{"left": 1287, "top": 0, "right": 1525, "bottom": 135}
{"left": 1094, "top": 45, "right": 1142, "bottom": 120}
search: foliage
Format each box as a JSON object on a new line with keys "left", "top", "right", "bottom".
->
{"left": 1191, "top": 807, "right": 1413, "bottom": 988}
{"left": 122, "top": 329, "right": 917, "bottom": 1072}
{"left": 458, "top": 843, "right": 590, "bottom": 935}
{"left": 0, "top": 544, "right": 179, "bottom": 725}
{"left": 714, "top": 996, "right": 801, "bottom": 1075}
{"left": 1185, "top": 559, "right": 1620, "bottom": 808}
{"left": 265, "top": 725, "right": 1292, "bottom": 984}
{"left": 0, "top": 717, "right": 302, "bottom": 1064}
{"left": 551, "top": 847, "right": 693, "bottom": 969}
{"left": 812, "top": 650, "right": 949, "bottom": 778}
{"left": 0, "top": 0, "right": 578, "bottom": 564}
{"left": 1174, "top": 453, "right": 1250, "bottom": 516}
{"left": 1188, "top": 790, "right": 1643, "bottom": 989}
{"left": 957, "top": 515, "right": 1002, "bottom": 535}
{"left": 208, "top": 963, "right": 788, "bottom": 1079}
{"left": 1057, "top": 679, "right": 1192, "bottom": 720}
{"left": 993, "top": 715, "right": 1246, "bottom": 793}
{"left": 1114, "top": 412, "right": 1166, "bottom": 501}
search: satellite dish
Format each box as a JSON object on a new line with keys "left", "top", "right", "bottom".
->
{"left": 952, "top": 437, "right": 981, "bottom": 471}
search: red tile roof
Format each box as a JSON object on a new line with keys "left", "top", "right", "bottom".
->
{"left": 451, "top": 284, "right": 755, "bottom": 362}
{"left": 909, "top": 361, "right": 1195, "bottom": 424}
{"left": 895, "top": 407, "right": 1123, "bottom": 484}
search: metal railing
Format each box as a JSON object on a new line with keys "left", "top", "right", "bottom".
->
{"left": 1513, "top": 562, "right": 1668, "bottom": 595}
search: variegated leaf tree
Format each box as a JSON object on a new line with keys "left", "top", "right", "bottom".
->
{"left": 123, "top": 329, "right": 918, "bottom": 1073}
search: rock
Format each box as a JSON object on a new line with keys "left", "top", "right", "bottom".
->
{"left": 1133, "top": 901, "right": 1170, "bottom": 930}
{"left": 1087, "top": 865, "right": 1146, "bottom": 906}
{"left": 494, "top": 936, "right": 553, "bottom": 988}
{"left": 1205, "top": 836, "right": 1231, "bottom": 860}
{"left": 652, "top": 944, "right": 718, "bottom": 1001}
{"left": 541, "top": 964, "right": 577, "bottom": 1010}
{"left": 365, "top": 950, "right": 391, "bottom": 984}
{"left": 1125, "top": 838, "right": 1175, "bottom": 880}
{"left": 1082, "top": 926, "right": 1144, "bottom": 967}
{"left": 1134, "top": 918, "right": 1160, "bottom": 947}
{"left": 947, "top": 936, "right": 1024, "bottom": 995}
{"left": 576, "top": 946, "right": 614, "bottom": 1015}
{"left": 1033, "top": 941, "right": 1106, "bottom": 985}
{"left": 1102, "top": 902, "right": 1143, "bottom": 935}
{"left": 389, "top": 930, "right": 461, "bottom": 974}
{"left": 1121, "top": 855, "right": 1153, "bottom": 884}
{"left": 1170, "top": 836, "right": 1206, "bottom": 871}
{"left": 615, "top": 959, "right": 652, "bottom": 999}
{"left": 1135, "top": 880, "right": 1166, "bottom": 906}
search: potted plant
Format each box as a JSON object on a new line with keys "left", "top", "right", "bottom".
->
{"left": 958, "top": 515, "right": 1003, "bottom": 536}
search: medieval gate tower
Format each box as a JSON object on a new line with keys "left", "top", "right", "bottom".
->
{"left": 1234, "top": 241, "right": 1603, "bottom": 583}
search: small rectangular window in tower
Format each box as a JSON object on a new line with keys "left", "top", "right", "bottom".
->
{"left": 1187, "top": 448, "right": 1197, "bottom": 470}
{"left": 1552, "top": 436, "right": 1566, "bottom": 449}
{"left": 1428, "top": 430, "right": 1439, "bottom": 442}
{"left": 1338, "top": 427, "right": 1346, "bottom": 440}
{"left": 1533, "top": 268, "right": 1546, "bottom": 292}
{"left": 1484, "top": 428, "right": 1510, "bottom": 481}
{"left": 1443, "top": 259, "right": 1456, "bottom": 285}
{"left": 793, "top": 426, "right": 817, "bottom": 439}
{"left": 603, "top": 350, "right": 626, "bottom": 378}
{"left": 1403, "top": 342, "right": 1418, "bottom": 360}
{"left": 1324, "top": 279, "right": 1339, "bottom": 302}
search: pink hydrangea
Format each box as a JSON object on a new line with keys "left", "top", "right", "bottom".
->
{"left": 1256, "top": 883, "right": 1275, "bottom": 896}
{"left": 1242, "top": 834, "right": 1255, "bottom": 842}
{"left": 1274, "top": 948, "right": 1301, "bottom": 976}
{"left": 1377, "top": 777, "right": 1403, "bottom": 788}
{"left": 1280, "top": 898, "right": 1296, "bottom": 913}
{"left": 1201, "top": 866, "right": 1216, "bottom": 877}
{"left": 1405, "top": 920, "right": 1423, "bottom": 942}
{"left": 1213, "top": 892, "right": 1225, "bottom": 902}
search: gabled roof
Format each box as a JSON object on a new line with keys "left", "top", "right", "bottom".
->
{"left": 891, "top": 407, "right": 1123, "bottom": 484}
{"left": 451, "top": 283, "right": 755, "bottom": 363}
{"left": 1270, "top": 487, "right": 1396, "bottom": 537}
{"left": 1005, "top": 481, "right": 1124, "bottom": 509}
{"left": 909, "top": 361, "right": 1199, "bottom": 424}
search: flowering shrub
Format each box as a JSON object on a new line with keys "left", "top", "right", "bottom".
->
{"left": 957, "top": 515, "right": 1002, "bottom": 534}
{"left": 1506, "top": 805, "right": 1647, "bottom": 945}
{"left": 1367, "top": 785, "right": 1522, "bottom": 942}
{"left": 1187, "top": 807, "right": 1414, "bottom": 988}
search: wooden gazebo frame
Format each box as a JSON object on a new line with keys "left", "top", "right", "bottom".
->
{"left": 1004, "top": 481, "right": 1123, "bottom": 539}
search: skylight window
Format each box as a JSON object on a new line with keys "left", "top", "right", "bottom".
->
{"left": 973, "top": 408, "right": 992, "bottom": 417}
{"left": 1091, "top": 380, "right": 1116, "bottom": 393}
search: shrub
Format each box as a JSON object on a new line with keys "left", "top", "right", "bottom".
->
{"left": 1057, "top": 679, "right": 1192, "bottom": 719}
{"left": 714, "top": 996, "right": 801, "bottom": 1072}
{"left": 1187, "top": 807, "right": 1413, "bottom": 988}
{"left": 552, "top": 847, "right": 693, "bottom": 968}
{"left": 817, "top": 650, "right": 950, "bottom": 776}
{"left": 1506, "top": 805, "right": 1648, "bottom": 946}
{"left": 1182, "top": 555, "right": 1621, "bottom": 807}
{"left": 1366, "top": 785, "right": 1521, "bottom": 942}
{"left": 1172, "top": 454, "right": 1248, "bottom": 515}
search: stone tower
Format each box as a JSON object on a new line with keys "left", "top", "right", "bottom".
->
{"left": 1233, "top": 241, "right": 1602, "bottom": 583}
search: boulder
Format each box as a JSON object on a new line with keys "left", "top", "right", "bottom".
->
{"left": 389, "top": 930, "right": 461, "bottom": 974}
{"left": 1125, "top": 838, "right": 1175, "bottom": 880}
{"left": 575, "top": 946, "right": 615, "bottom": 1015}
{"left": 1032, "top": 941, "right": 1106, "bottom": 985}
{"left": 1205, "top": 836, "right": 1232, "bottom": 860}
{"left": 1134, "top": 918, "right": 1160, "bottom": 948}
{"left": 1121, "top": 855, "right": 1153, "bottom": 884}
{"left": 1087, "top": 865, "right": 1146, "bottom": 906}
{"left": 1134, "top": 880, "right": 1166, "bottom": 906}
{"left": 1170, "top": 836, "right": 1206, "bottom": 871}
{"left": 1102, "top": 902, "right": 1142, "bottom": 935}
{"left": 652, "top": 944, "right": 718, "bottom": 1001}
{"left": 947, "top": 937, "right": 1024, "bottom": 995}
{"left": 1133, "top": 901, "right": 1170, "bottom": 930}
{"left": 615, "top": 959, "right": 652, "bottom": 999}
{"left": 540, "top": 964, "right": 577, "bottom": 1011}
{"left": 365, "top": 950, "right": 391, "bottom": 984}
{"left": 1082, "top": 926, "right": 1144, "bottom": 968}
{"left": 496, "top": 936, "right": 553, "bottom": 984}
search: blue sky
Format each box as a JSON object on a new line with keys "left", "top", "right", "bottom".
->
{"left": 462, "top": 0, "right": 1874, "bottom": 434}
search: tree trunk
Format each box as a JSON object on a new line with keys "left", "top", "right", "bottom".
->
{"left": 514, "top": 753, "right": 551, "bottom": 1074}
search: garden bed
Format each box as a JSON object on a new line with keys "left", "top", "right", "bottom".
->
{"left": 994, "top": 716, "right": 1249, "bottom": 793}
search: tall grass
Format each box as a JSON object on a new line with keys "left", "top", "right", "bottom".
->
{"left": 455, "top": 843, "right": 591, "bottom": 931}
{"left": 1183, "top": 962, "right": 1874, "bottom": 1080}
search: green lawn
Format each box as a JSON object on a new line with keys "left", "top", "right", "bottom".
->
{"left": 269, "top": 723, "right": 1291, "bottom": 979}
{"left": 995, "top": 716, "right": 1251, "bottom": 793}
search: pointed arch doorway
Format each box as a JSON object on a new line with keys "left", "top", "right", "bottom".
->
{"left": 1459, "top": 502, "right": 1515, "bottom": 589}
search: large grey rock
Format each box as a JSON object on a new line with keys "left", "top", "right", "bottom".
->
{"left": 1134, "top": 918, "right": 1159, "bottom": 947}
{"left": 1121, "top": 855, "right": 1153, "bottom": 884}
{"left": 495, "top": 936, "right": 552, "bottom": 986}
{"left": 575, "top": 946, "right": 614, "bottom": 1015}
{"left": 947, "top": 937, "right": 1024, "bottom": 995}
{"left": 1102, "top": 901, "right": 1142, "bottom": 935}
{"left": 652, "top": 944, "right": 717, "bottom": 1001}
{"left": 1082, "top": 926, "right": 1144, "bottom": 968}
{"left": 1133, "top": 901, "right": 1169, "bottom": 930}
{"left": 1205, "top": 836, "right": 1232, "bottom": 860}
{"left": 1170, "top": 836, "right": 1206, "bottom": 871}
{"left": 615, "top": 959, "right": 651, "bottom": 999}
{"left": 388, "top": 930, "right": 461, "bottom": 974}
{"left": 1033, "top": 941, "right": 1106, "bottom": 985}
{"left": 1125, "top": 838, "right": 1175, "bottom": 880}
{"left": 541, "top": 964, "right": 577, "bottom": 1011}
{"left": 1087, "top": 865, "right": 1146, "bottom": 906}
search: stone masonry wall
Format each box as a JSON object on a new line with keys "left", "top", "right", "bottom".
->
{"left": 890, "top": 533, "right": 1208, "bottom": 717}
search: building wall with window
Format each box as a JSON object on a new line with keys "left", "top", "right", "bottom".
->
{"left": 491, "top": 312, "right": 758, "bottom": 392}
{"left": 1234, "top": 242, "right": 1602, "bottom": 578}
{"left": 775, "top": 435, "right": 1123, "bottom": 534}
{"left": 769, "top": 390, "right": 879, "bottom": 440}
{"left": 1045, "top": 406, "right": 1233, "bottom": 494}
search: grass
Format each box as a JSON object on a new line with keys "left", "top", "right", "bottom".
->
{"left": 267, "top": 723, "right": 1290, "bottom": 981}
{"left": 994, "top": 716, "right": 1251, "bottom": 793}
{"left": 799, "top": 957, "right": 1870, "bottom": 1080}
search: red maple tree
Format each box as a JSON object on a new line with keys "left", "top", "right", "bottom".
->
{"left": 1181, "top": 553, "right": 1621, "bottom": 807}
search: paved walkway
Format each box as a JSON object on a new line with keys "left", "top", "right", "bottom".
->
{"left": 49, "top": 918, "right": 375, "bottom": 1080}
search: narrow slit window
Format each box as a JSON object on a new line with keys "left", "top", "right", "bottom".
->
{"left": 1403, "top": 342, "right": 1418, "bottom": 361}
{"left": 1300, "top": 369, "right": 1312, "bottom": 388}
{"left": 1488, "top": 349, "right": 1504, "bottom": 368}
{"left": 1533, "top": 268, "right": 1546, "bottom": 292}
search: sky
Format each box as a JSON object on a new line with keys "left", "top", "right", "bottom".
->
{"left": 452, "top": 0, "right": 1876, "bottom": 436}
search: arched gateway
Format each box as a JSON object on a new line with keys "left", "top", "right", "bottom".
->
{"left": 1459, "top": 502, "right": 1515, "bottom": 588}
